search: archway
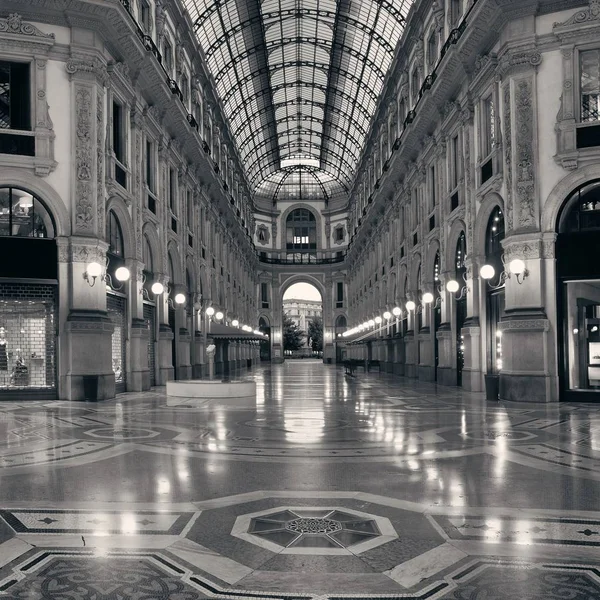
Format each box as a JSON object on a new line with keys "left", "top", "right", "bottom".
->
{"left": 258, "top": 315, "right": 271, "bottom": 361}
{"left": 556, "top": 179, "right": 600, "bottom": 401}
{"left": 282, "top": 281, "right": 323, "bottom": 359}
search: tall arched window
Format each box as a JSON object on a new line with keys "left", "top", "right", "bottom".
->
{"left": 107, "top": 211, "right": 124, "bottom": 257}
{"left": 0, "top": 188, "right": 55, "bottom": 238}
{"left": 485, "top": 206, "right": 505, "bottom": 375}
{"left": 286, "top": 208, "right": 317, "bottom": 261}
{"left": 455, "top": 231, "right": 467, "bottom": 385}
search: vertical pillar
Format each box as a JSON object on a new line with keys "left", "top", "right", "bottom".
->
{"left": 461, "top": 259, "right": 483, "bottom": 392}
{"left": 436, "top": 272, "right": 456, "bottom": 385}
{"left": 128, "top": 259, "right": 150, "bottom": 391}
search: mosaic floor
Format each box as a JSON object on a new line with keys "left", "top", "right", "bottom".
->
{"left": 0, "top": 362, "right": 599, "bottom": 598}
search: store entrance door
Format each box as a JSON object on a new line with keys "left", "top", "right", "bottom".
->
{"left": 143, "top": 302, "right": 156, "bottom": 387}
{"left": 107, "top": 292, "right": 127, "bottom": 394}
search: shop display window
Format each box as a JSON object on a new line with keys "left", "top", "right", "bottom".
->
{"left": 0, "top": 288, "right": 56, "bottom": 390}
{"left": 0, "top": 188, "right": 54, "bottom": 238}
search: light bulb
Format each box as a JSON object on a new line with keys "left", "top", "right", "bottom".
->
{"left": 383, "top": 311, "right": 392, "bottom": 320}
{"left": 480, "top": 264, "right": 495, "bottom": 280}
{"left": 406, "top": 300, "right": 416, "bottom": 311}
{"left": 87, "top": 262, "right": 102, "bottom": 278}
{"left": 392, "top": 306, "right": 402, "bottom": 316}
{"left": 215, "top": 311, "right": 224, "bottom": 321}
{"left": 174, "top": 293, "right": 186, "bottom": 304}
{"left": 206, "top": 307, "right": 215, "bottom": 316}
{"left": 115, "top": 266, "right": 130, "bottom": 282}
{"left": 362, "top": 322, "right": 369, "bottom": 329}
{"left": 509, "top": 259, "right": 526, "bottom": 275}
{"left": 151, "top": 282, "right": 164, "bottom": 295}
{"left": 232, "top": 319, "right": 239, "bottom": 327}
{"left": 375, "top": 316, "right": 382, "bottom": 324}
{"left": 446, "top": 280, "right": 460, "bottom": 293}
{"left": 422, "top": 292, "right": 434, "bottom": 304}
{"left": 368, "top": 319, "right": 375, "bottom": 327}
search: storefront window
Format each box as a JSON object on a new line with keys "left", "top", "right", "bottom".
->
{"left": 0, "top": 188, "right": 54, "bottom": 238}
{"left": 0, "top": 284, "right": 56, "bottom": 391}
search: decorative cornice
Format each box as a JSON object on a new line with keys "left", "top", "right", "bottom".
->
{"left": 554, "top": 0, "right": 600, "bottom": 29}
{"left": 0, "top": 13, "right": 55, "bottom": 40}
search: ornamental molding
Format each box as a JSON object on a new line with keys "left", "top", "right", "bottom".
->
{"left": 554, "top": 0, "right": 600, "bottom": 31}
{"left": 498, "top": 318, "right": 550, "bottom": 332}
{"left": 0, "top": 13, "right": 55, "bottom": 40}
{"left": 495, "top": 49, "right": 542, "bottom": 80}
{"left": 74, "top": 85, "right": 95, "bottom": 234}
{"left": 66, "top": 57, "right": 109, "bottom": 87}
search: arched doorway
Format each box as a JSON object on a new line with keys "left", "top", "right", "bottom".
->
{"left": 106, "top": 210, "right": 127, "bottom": 393}
{"left": 142, "top": 234, "right": 157, "bottom": 387}
{"left": 455, "top": 231, "right": 467, "bottom": 386}
{"left": 335, "top": 314, "right": 347, "bottom": 362}
{"left": 0, "top": 187, "right": 58, "bottom": 398}
{"left": 259, "top": 316, "right": 271, "bottom": 361}
{"left": 557, "top": 179, "right": 600, "bottom": 401}
{"left": 282, "top": 281, "right": 323, "bottom": 358}
{"left": 483, "top": 206, "right": 505, "bottom": 390}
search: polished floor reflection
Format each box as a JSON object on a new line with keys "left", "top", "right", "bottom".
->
{"left": 0, "top": 361, "right": 600, "bottom": 598}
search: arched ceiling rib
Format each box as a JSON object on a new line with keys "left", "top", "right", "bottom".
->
{"left": 183, "top": 0, "right": 412, "bottom": 201}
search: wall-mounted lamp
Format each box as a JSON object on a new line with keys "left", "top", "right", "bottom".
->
{"left": 422, "top": 292, "right": 434, "bottom": 304}
{"left": 215, "top": 311, "right": 224, "bottom": 321}
{"left": 368, "top": 319, "right": 375, "bottom": 327}
{"left": 445, "top": 272, "right": 469, "bottom": 300}
{"left": 374, "top": 316, "right": 383, "bottom": 324}
{"left": 151, "top": 282, "right": 164, "bottom": 295}
{"left": 392, "top": 306, "right": 402, "bottom": 317}
{"left": 174, "top": 292, "right": 186, "bottom": 305}
{"left": 205, "top": 306, "right": 215, "bottom": 317}
{"left": 84, "top": 261, "right": 131, "bottom": 291}
{"left": 232, "top": 319, "right": 239, "bottom": 327}
{"left": 405, "top": 300, "right": 416, "bottom": 312}
{"left": 480, "top": 255, "right": 529, "bottom": 288}
{"left": 383, "top": 311, "right": 392, "bottom": 320}
{"left": 83, "top": 262, "right": 103, "bottom": 287}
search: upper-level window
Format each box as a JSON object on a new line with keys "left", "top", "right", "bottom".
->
{"left": 0, "top": 61, "right": 33, "bottom": 157}
{"left": 163, "top": 40, "right": 173, "bottom": 74}
{"left": 139, "top": 0, "right": 152, "bottom": 34}
{"left": 181, "top": 73, "right": 189, "bottom": 105}
{"left": 0, "top": 61, "right": 30, "bottom": 131}
{"left": 187, "top": 189, "right": 193, "bottom": 227}
{"left": 112, "top": 100, "right": 127, "bottom": 188}
{"left": 581, "top": 50, "right": 600, "bottom": 123}
{"left": 107, "top": 210, "right": 124, "bottom": 257}
{"left": 286, "top": 208, "right": 317, "bottom": 253}
{"left": 482, "top": 95, "right": 495, "bottom": 158}
{"left": 455, "top": 231, "right": 466, "bottom": 278}
{"left": 427, "top": 31, "right": 438, "bottom": 66}
{"left": 450, "top": 0, "right": 462, "bottom": 28}
{"left": 450, "top": 134, "right": 461, "bottom": 190}
{"left": 486, "top": 206, "right": 505, "bottom": 258}
{"left": 0, "top": 188, "right": 54, "bottom": 238}
{"left": 411, "top": 69, "right": 420, "bottom": 102}
{"left": 146, "top": 140, "right": 155, "bottom": 193}
{"left": 169, "top": 167, "right": 176, "bottom": 213}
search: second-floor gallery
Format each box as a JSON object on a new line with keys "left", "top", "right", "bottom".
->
{"left": 0, "top": 0, "right": 597, "bottom": 402}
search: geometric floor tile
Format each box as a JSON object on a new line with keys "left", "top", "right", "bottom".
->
{"left": 0, "top": 509, "right": 196, "bottom": 535}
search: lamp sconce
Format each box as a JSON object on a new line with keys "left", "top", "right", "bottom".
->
{"left": 480, "top": 256, "right": 529, "bottom": 289}
{"left": 444, "top": 272, "right": 469, "bottom": 300}
{"left": 84, "top": 261, "right": 131, "bottom": 291}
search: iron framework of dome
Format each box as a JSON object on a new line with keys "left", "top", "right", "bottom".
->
{"left": 183, "top": 0, "right": 412, "bottom": 202}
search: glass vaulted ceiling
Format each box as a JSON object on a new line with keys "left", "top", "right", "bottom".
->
{"left": 184, "top": 0, "right": 412, "bottom": 201}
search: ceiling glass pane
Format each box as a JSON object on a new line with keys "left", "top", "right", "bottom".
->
{"left": 182, "top": 0, "right": 412, "bottom": 199}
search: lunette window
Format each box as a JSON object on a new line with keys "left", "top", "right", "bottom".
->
{"left": 0, "top": 188, "right": 55, "bottom": 238}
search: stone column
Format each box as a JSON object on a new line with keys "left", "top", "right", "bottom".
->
{"left": 436, "top": 272, "right": 456, "bottom": 385}
{"left": 404, "top": 293, "right": 417, "bottom": 378}
{"left": 128, "top": 260, "right": 149, "bottom": 391}
{"left": 156, "top": 274, "right": 174, "bottom": 384}
{"left": 461, "top": 259, "right": 483, "bottom": 392}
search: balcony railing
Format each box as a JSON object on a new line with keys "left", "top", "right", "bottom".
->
{"left": 259, "top": 254, "right": 345, "bottom": 265}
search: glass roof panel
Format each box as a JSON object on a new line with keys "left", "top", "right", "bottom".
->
{"left": 184, "top": 0, "right": 413, "bottom": 198}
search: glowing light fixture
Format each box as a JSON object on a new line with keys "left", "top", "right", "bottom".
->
{"left": 405, "top": 300, "right": 416, "bottom": 311}
{"left": 392, "top": 306, "right": 402, "bottom": 316}
{"left": 115, "top": 266, "right": 131, "bottom": 282}
{"left": 383, "top": 311, "right": 392, "bottom": 320}
{"left": 375, "top": 316, "right": 383, "bottom": 324}
{"left": 232, "top": 319, "right": 239, "bottom": 327}
{"left": 368, "top": 319, "right": 375, "bottom": 327}
{"left": 446, "top": 280, "right": 460, "bottom": 293}
{"left": 206, "top": 307, "right": 215, "bottom": 317}
{"left": 174, "top": 293, "right": 186, "bottom": 304}
{"left": 509, "top": 259, "right": 526, "bottom": 275}
{"left": 215, "top": 311, "right": 224, "bottom": 321}
{"left": 422, "top": 292, "right": 434, "bottom": 304}
{"left": 480, "top": 264, "right": 495, "bottom": 280}
{"left": 151, "top": 282, "right": 164, "bottom": 295}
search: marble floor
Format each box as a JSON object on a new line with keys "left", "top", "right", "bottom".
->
{"left": 0, "top": 362, "right": 599, "bottom": 598}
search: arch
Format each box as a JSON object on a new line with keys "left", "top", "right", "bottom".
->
{"left": 409, "top": 252, "right": 422, "bottom": 292}
{"left": 185, "top": 256, "right": 196, "bottom": 293}
{"left": 542, "top": 164, "right": 600, "bottom": 233}
{"left": 446, "top": 218, "right": 467, "bottom": 272}
{"left": 0, "top": 168, "right": 70, "bottom": 237}
{"left": 474, "top": 192, "right": 505, "bottom": 260}
{"left": 280, "top": 274, "right": 326, "bottom": 302}
{"left": 279, "top": 203, "right": 323, "bottom": 251}
{"left": 106, "top": 196, "right": 135, "bottom": 259}
{"left": 142, "top": 223, "right": 163, "bottom": 273}
{"left": 425, "top": 238, "right": 441, "bottom": 285}
{"left": 167, "top": 242, "right": 183, "bottom": 285}
{"left": 258, "top": 314, "right": 270, "bottom": 327}
{"left": 335, "top": 314, "right": 347, "bottom": 328}
{"left": 397, "top": 264, "right": 408, "bottom": 299}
